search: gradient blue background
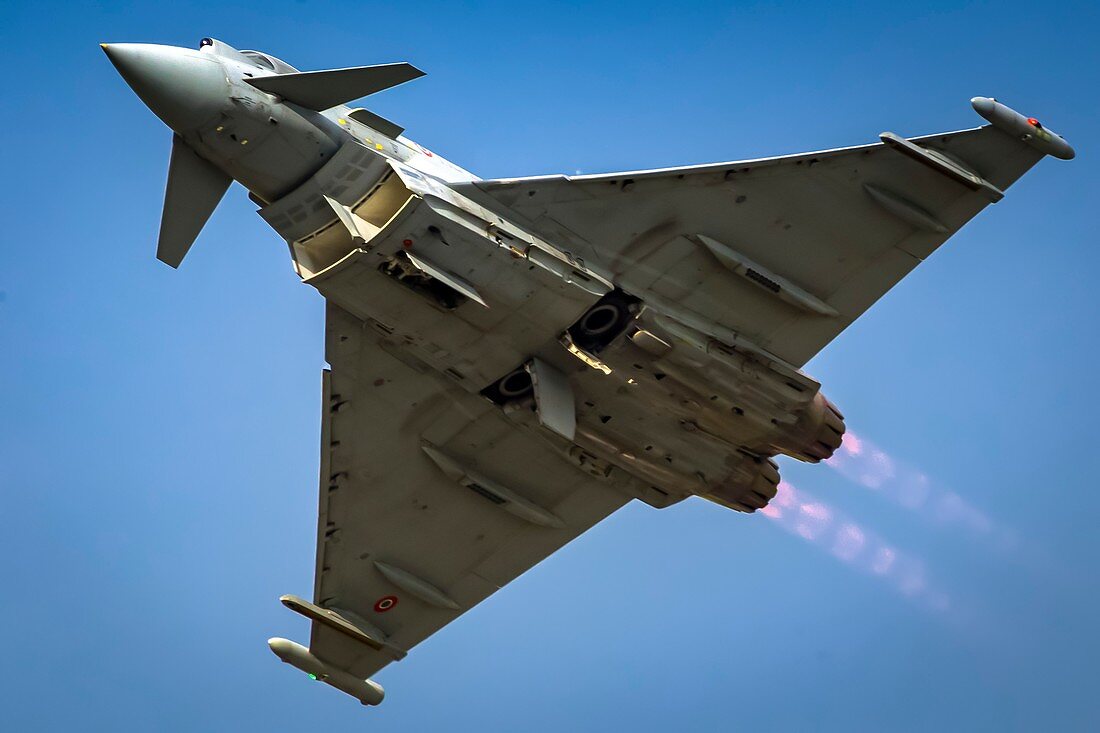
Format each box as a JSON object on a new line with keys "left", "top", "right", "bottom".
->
{"left": 2, "top": 1, "right": 1098, "bottom": 729}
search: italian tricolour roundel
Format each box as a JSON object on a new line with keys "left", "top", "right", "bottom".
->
{"left": 374, "top": 595, "right": 399, "bottom": 613}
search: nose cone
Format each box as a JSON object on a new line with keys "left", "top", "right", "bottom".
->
{"left": 102, "top": 43, "right": 227, "bottom": 132}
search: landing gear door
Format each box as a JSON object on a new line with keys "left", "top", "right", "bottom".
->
{"left": 527, "top": 358, "right": 576, "bottom": 441}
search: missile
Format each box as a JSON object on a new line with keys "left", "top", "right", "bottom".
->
{"left": 267, "top": 638, "right": 385, "bottom": 706}
{"left": 971, "top": 97, "right": 1075, "bottom": 160}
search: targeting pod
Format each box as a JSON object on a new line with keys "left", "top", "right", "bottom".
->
{"left": 267, "top": 637, "right": 385, "bottom": 706}
{"left": 971, "top": 97, "right": 1074, "bottom": 160}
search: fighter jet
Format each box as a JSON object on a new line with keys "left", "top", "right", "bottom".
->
{"left": 103, "top": 38, "right": 1073, "bottom": 707}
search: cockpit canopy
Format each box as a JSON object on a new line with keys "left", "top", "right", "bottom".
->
{"left": 198, "top": 37, "right": 298, "bottom": 74}
{"left": 240, "top": 50, "right": 298, "bottom": 74}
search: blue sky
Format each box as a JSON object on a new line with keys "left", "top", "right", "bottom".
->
{"left": 2, "top": 1, "right": 1098, "bottom": 730}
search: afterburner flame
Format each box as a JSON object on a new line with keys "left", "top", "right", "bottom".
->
{"left": 827, "top": 430, "right": 999, "bottom": 541}
{"left": 761, "top": 481, "right": 950, "bottom": 612}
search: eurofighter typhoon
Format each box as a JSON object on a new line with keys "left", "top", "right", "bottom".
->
{"left": 103, "top": 38, "right": 1073, "bottom": 707}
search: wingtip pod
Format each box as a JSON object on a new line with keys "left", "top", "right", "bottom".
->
{"left": 267, "top": 638, "right": 385, "bottom": 706}
{"left": 971, "top": 97, "right": 1075, "bottom": 160}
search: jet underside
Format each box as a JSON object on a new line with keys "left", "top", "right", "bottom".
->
{"left": 103, "top": 37, "right": 1072, "bottom": 708}
{"left": 262, "top": 135, "right": 842, "bottom": 515}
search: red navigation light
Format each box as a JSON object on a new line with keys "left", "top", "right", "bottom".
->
{"left": 1027, "top": 117, "right": 1043, "bottom": 128}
